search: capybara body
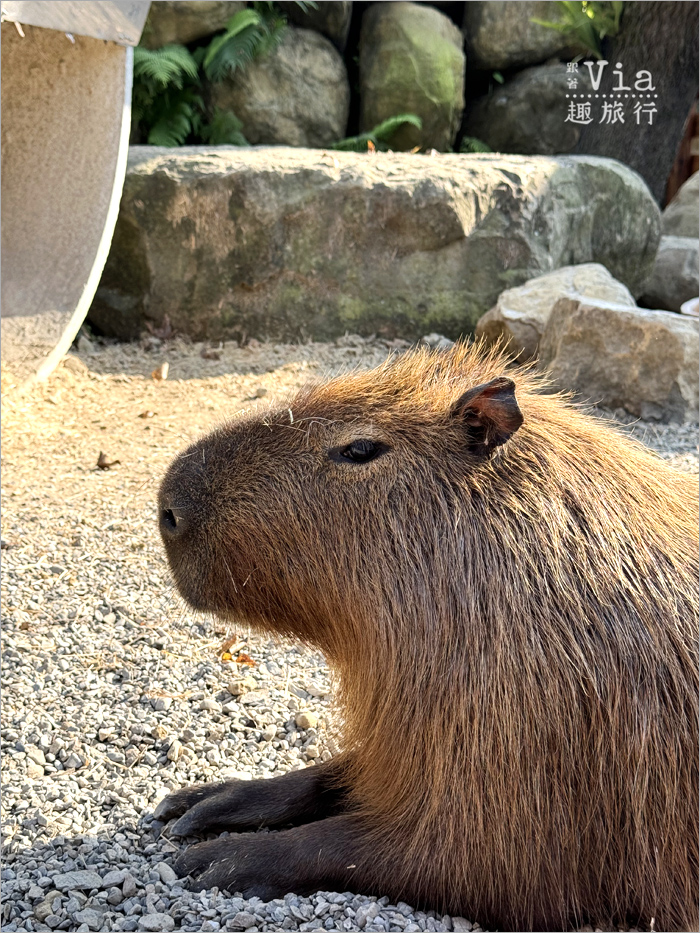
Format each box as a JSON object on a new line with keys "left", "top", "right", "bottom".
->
{"left": 158, "top": 344, "right": 698, "bottom": 931}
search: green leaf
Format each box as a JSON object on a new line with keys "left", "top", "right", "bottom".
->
{"left": 199, "top": 109, "right": 250, "bottom": 146}
{"left": 370, "top": 113, "right": 422, "bottom": 142}
{"left": 147, "top": 99, "right": 195, "bottom": 146}
{"left": 531, "top": 2, "right": 623, "bottom": 59}
{"left": 203, "top": 8, "right": 263, "bottom": 73}
{"left": 133, "top": 45, "right": 199, "bottom": 89}
{"left": 492, "top": 71, "right": 505, "bottom": 84}
{"left": 331, "top": 113, "right": 422, "bottom": 152}
{"left": 459, "top": 136, "right": 492, "bottom": 154}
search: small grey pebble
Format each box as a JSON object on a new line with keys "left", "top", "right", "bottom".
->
{"left": 155, "top": 862, "right": 178, "bottom": 886}
{"left": 122, "top": 876, "right": 138, "bottom": 898}
{"left": 231, "top": 911, "right": 257, "bottom": 930}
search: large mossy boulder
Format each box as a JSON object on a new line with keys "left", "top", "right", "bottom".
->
{"left": 359, "top": 2, "right": 465, "bottom": 151}
{"left": 464, "top": 64, "right": 591, "bottom": 155}
{"left": 141, "top": 1, "right": 245, "bottom": 49}
{"left": 463, "top": 1, "right": 577, "bottom": 71}
{"left": 89, "top": 148, "right": 660, "bottom": 343}
{"left": 210, "top": 27, "right": 349, "bottom": 148}
{"left": 277, "top": 1, "right": 352, "bottom": 52}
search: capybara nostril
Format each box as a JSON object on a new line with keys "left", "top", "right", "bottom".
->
{"left": 159, "top": 506, "right": 187, "bottom": 537}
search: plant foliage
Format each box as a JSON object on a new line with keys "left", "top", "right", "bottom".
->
{"left": 132, "top": 3, "right": 302, "bottom": 146}
{"left": 132, "top": 46, "right": 203, "bottom": 145}
{"left": 195, "top": 109, "right": 250, "bottom": 146}
{"left": 200, "top": 6, "right": 286, "bottom": 83}
{"left": 459, "top": 136, "right": 492, "bottom": 154}
{"left": 531, "top": 1, "right": 624, "bottom": 59}
{"left": 332, "top": 114, "right": 423, "bottom": 152}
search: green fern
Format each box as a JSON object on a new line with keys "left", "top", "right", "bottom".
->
{"left": 147, "top": 87, "right": 204, "bottom": 146}
{"left": 196, "top": 109, "right": 250, "bottom": 146}
{"left": 332, "top": 114, "right": 423, "bottom": 152}
{"left": 131, "top": 1, "right": 307, "bottom": 147}
{"left": 459, "top": 136, "right": 492, "bottom": 154}
{"left": 133, "top": 44, "right": 199, "bottom": 87}
{"left": 201, "top": 6, "right": 286, "bottom": 83}
{"left": 133, "top": 46, "right": 203, "bottom": 145}
{"left": 531, "top": 1, "right": 624, "bottom": 59}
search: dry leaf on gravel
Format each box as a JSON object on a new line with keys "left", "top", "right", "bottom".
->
{"left": 96, "top": 451, "right": 120, "bottom": 470}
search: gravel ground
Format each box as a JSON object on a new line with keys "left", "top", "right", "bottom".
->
{"left": 2, "top": 335, "right": 697, "bottom": 933}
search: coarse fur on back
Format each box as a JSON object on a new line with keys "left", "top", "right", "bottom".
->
{"left": 159, "top": 343, "right": 699, "bottom": 931}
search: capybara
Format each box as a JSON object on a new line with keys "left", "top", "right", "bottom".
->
{"left": 156, "top": 343, "right": 698, "bottom": 932}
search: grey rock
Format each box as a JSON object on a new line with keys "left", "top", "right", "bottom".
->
{"left": 138, "top": 914, "right": 175, "bottom": 932}
{"left": 210, "top": 27, "right": 349, "bottom": 148}
{"left": 34, "top": 893, "right": 61, "bottom": 923}
{"left": 421, "top": 333, "right": 455, "bottom": 350}
{"left": 141, "top": 1, "right": 246, "bottom": 49}
{"left": 63, "top": 752, "right": 84, "bottom": 769}
{"left": 360, "top": 2, "right": 465, "bottom": 151}
{"left": 278, "top": 1, "right": 352, "bottom": 51}
{"left": 295, "top": 711, "right": 318, "bottom": 730}
{"left": 155, "top": 861, "right": 178, "bottom": 886}
{"left": 463, "top": 1, "right": 579, "bottom": 70}
{"left": 662, "top": 172, "right": 699, "bottom": 238}
{"left": 102, "top": 870, "right": 127, "bottom": 888}
{"left": 76, "top": 335, "right": 95, "bottom": 356}
{"left": 72, "top": 908, "right": 105, "bottom": 930}
{"left": 166, "top": 739, "right": 182, "bottom": 762}
{"left": 122, "top": 875, "right": 138, "bottom": 898}
{"left": 476, "top": 263, "right": 635, "bottom": 361}
{"left": 231, "top": 911, "right": 258, "bottom": 930}
{"left": 464, "top": 64, "right": 592, "bottom": 155}
{"left": 53, "top": 871, "right": 103, "bottom": 893}
{"left": 539, "top": 298, "right": 699, "bottom": 422}
{"left": 91, "top": 148, "right": 660, "bottom": 343}
{"left": 641, "top": 236, "right": 699, "bottom": 313}
{"left": 228, "top": 677, "right": 257, "bottom": 696}
{"left": 25, "top": 745, "right": 46, "bottom": 766}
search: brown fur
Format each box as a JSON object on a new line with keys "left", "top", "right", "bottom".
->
{"left": 159, "top": 344, "right": 699, "bottom": 931}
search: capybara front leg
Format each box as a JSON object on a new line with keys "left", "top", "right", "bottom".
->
{"left": 175, "top": 814, "right": 375, "bottom": 901}
{"left": 154, "top": 757, "right": 349, "bottom": 835}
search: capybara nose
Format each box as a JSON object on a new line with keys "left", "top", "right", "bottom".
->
{"left": 159, "top": 504, "right": 190, "bottom": 538}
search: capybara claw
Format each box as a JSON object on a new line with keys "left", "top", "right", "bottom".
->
{"left": 153, "top": 783, "right": 226, "bottom": 824}
{"left": 169, "top": 810, "right": 202, "bottom": 837}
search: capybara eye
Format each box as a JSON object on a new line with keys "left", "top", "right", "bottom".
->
{"left": 331, "top": 439, "right": 387, "bottom": 464}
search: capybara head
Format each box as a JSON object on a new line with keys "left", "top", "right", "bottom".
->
{"left": 159, "top": 344, "right": 698, "bottom": 931}
{"left": 158, "top": 346, "right": 525, "bottom": 656}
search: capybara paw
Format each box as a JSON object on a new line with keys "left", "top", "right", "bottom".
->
{"left": 174, "top": 836, "right": 286, "bottom": 900}
{"left": 163, "top": 783, "right": 249, "bottom": 837}
{"left": 153, "top": 782, "right": 228, "bottom": 824}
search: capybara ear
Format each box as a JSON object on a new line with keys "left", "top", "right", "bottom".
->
{"left": 451, "top": 377, "right": 523, "bottom": 458}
